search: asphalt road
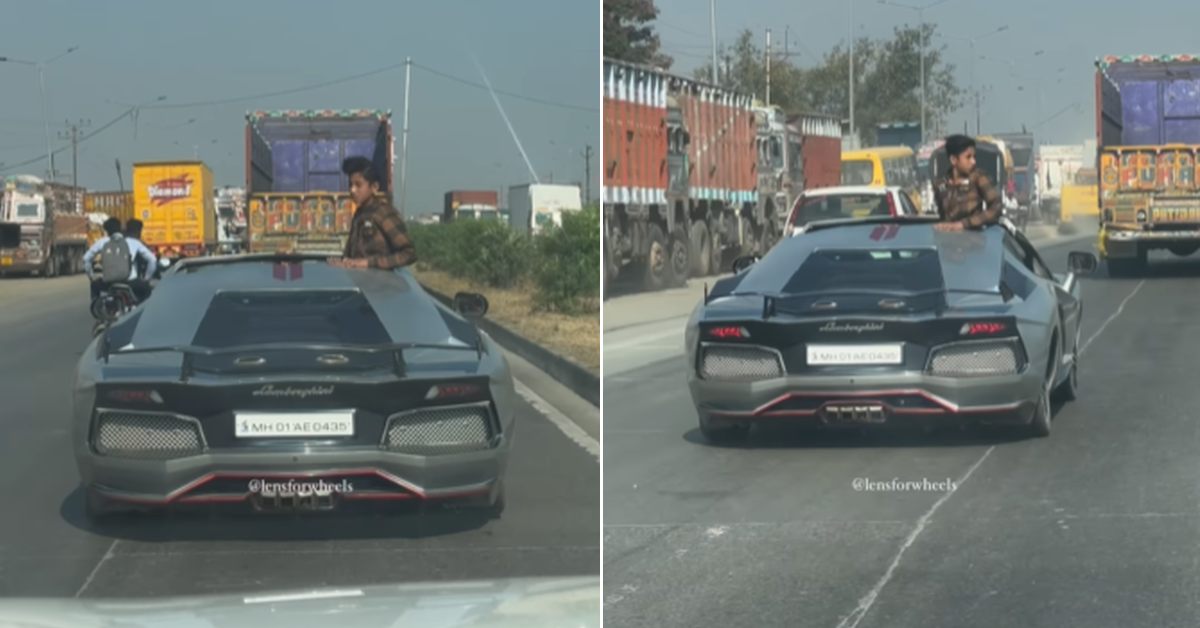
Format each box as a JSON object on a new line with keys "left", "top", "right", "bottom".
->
{"left": 0, "top": 276, "right": 599, "bottom": 599}
{"left": 601, "top": 224, "right": 1200, "bottom": 627}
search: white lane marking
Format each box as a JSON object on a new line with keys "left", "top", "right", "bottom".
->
{"left": 74, "top": 539, "right": 118, "bottom": 598}
{"left": 244, "top": 589, "right": 364, "bottom": 604}
{"left": 834, "top": 446, "right": 995, "bottom": 628}
{"left": 515, "top": 380, "right": 599, "bottom": 460}
{"left": 1080, "top": 279, "right": 1145, "bottom": 357}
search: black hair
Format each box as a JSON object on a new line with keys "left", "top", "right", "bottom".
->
{"left": 342, "top": 156, "right": 381, "bottom": 186}
{"left": 945, "top": 134, "right": 975, "bottom": 158}
{"left": 125, "top": 218, "right": 143, "bottom": 238}
{"left": 103, "top": 217, "right": 122, "bottom": 236}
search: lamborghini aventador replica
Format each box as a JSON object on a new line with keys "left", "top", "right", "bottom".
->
{"left": 73, "top": 254, "right": 514, "bottom": 519}
{"left": 686, "top": 216, "right": 1097, "bottom": 443}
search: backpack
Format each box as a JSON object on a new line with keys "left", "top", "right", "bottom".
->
{"left": 100, "top": 234, "right": 133, "bottom": 283}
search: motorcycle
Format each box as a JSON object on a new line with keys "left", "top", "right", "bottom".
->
{"left": 90, "top": 283, "right": 138, "bottom": 336}
{"left": 89, "top": 258, "right": 171, "bottom": 336}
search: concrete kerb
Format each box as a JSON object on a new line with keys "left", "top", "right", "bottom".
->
{"left": 420, "top": 284, "right": 600, "bottom": 408}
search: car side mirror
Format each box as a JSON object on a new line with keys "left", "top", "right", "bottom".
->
{"left": 731, "top": 255, "right": 760, "bottom": 274}
{"left": 454, "top": 292, "right": 489, "bottom": 318}
{"left": 1067, "top": 251, "right": 1097, "bottom": 275}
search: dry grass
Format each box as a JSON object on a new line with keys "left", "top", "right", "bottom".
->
{"left": 413, "top": 267, "right": 599, "bottom": 374}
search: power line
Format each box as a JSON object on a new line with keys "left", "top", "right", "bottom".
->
{"left": 411, "top": 63, "right": 597, "bottom": 112}
{"left": 0, "top": 107, "right": 132, "bottom": 173}
{"left": 130, "top": 61, "right": 596, "bottom": 114}
{"left": 140, "top": 62, "right": 408, "bottom": 110}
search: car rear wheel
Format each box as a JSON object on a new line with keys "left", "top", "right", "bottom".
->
{"left": 1056, "top": 327, "right": 1081, "bottom": 403}
{"left": 1027, "top": 350, "right": 1057, "bottom": 438}
{"left": 699, "top": 412, "right": 750, "bottom": 444}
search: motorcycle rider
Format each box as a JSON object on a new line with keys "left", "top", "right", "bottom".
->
{"left": 82, "top": 217, "right": 157, "bottom": 303}
{"left": 122, "top": 218, "right": 157, "bottom": 300}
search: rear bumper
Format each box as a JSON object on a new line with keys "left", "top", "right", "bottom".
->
{"left": 1101, "top": 225, "right": 1200, "bottom": 258}
{"left": 689, "top": 370, "right": 1040, "bottom": 427}
{"left": 76, "top": 440, "right": 509, "bottom": 507}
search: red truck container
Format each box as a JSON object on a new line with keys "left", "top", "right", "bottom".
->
{"left": 604, "top": 58, "right": 768, "bottom": 292}
{"left": 443, "top": 190, "right": 500, "bottom": 222}
{"left": 602, "top": 58, "right": 843, "bottom": 293}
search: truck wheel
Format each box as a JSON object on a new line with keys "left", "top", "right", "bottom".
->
{"left": 46, "top": 256, "right": 58, "bottom": 278}
{"left": 642, "top": 224, "right": 671, "bottom": 292}
{"left": 1167, "top": 244, "right": 1199, "bottom": 257}
{"left": 669, "top": 225, "right": 690, "bottom": 286}
{"left": 690, "top": 220, "right": 712, "bottom": 276}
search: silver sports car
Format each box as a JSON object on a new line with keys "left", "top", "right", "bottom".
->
{"left": 73, "top": 254, "right": 515, "bottom": 519}
{"left": 685, "top": 216, "right": 1097, "bottom": 442}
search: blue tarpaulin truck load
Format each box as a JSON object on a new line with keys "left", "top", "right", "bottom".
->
{"left": 244, "top": 109, "right": 393, "bottom": 253}
{"left": 1095, "top": 54, "right": 1200, "bottom": 274}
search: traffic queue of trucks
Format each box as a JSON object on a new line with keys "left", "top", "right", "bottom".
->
{"left": 602, "top": 57, "right": 842, "bottom": 292}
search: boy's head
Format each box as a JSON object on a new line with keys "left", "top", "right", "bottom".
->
{"left": 103, "top": 217, "right": 122, "bottom": 236}
{"left": 945, "top": 134, "right": 976, "bottom": 177}
{"left": 342, "top": 156, "right": 381, "bottom": 206}
{"left": 125, "top": 218, "right": 144, "bottom": 239}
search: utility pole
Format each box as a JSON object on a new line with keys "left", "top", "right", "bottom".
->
{"left": 849, "top": 0, "right": 856, "bottom": 144}
{"left": 765, "top": 28, "right": 772, "bottom": 106}
{"left": 399, "top": 56, "right": 413, "bottom": 219}
{"left": 710, "top": 0, "right": 718, "bottom": 84}
{"left": 58, "top": 118, "right": 90, "bottom": 204}
{"left": 115, "top": 159, "right": 124, "bottom": 193}
{"left": 582, "top": 144, "right": 593, "bottom": 203}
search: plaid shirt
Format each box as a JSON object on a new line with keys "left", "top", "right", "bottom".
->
{"left": 344, "top": 197, "right": 417, "bottom": 269}
{"left": 933, "top": 169, "right": 1002, "bottom": 228}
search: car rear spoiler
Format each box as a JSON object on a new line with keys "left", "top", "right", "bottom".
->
{"left": 100, "top": 339, "right": 487, "bottom": 382}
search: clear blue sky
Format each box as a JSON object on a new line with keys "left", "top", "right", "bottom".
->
{"left": 0, "top": 0, "right": 599, "bottom": 216}
{"left": 656, "top": 0, "right": 1200, "bottom": 145}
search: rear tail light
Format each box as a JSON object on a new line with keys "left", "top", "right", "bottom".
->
{"left": 886, "top": 193, "right": 898, "bottom": 216}
{"left": 706, "top": 326, "right": 750, "bottom": 340}
{"left": 1006, "top": 178, "right": 1017, "bottom": 196}
{"left": 425, "top": 383, "right": 484, "bottom": 401}
{"left": 106, "top": 389, "right": 164, "bottom": 405}
{"left": 960, "top": 322, "right": 1008, "bottom": 336}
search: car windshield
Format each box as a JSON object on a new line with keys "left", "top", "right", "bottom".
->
{"left": 793, "top": 193, "right": 890, "bottom": 225}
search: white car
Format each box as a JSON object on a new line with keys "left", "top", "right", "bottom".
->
{"left": 785, "top": 185, "right": 920, "bottom": 236}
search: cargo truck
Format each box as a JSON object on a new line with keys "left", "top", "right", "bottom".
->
{"left": 0, "top": 175, "right": 88, "bottom": 276}
{"left": 83, "top": 191, "right": 134, "bottom": 225}
{"left": 1038, "top": 144, "right": 1086, "bottom": 223}
{"left": 132, "top": 161, "right": 216, "bottom": 260}
{"left": 994, "top": 132, "right": 1037, "bottom": 222}
{"left": 443, "top": 190, "right": 500, "bottom": 222}
{"left": 508, "top": 184, "right": 582, "bottom": 234}
{"left": 602, "top": 58, "right": 842, "bottom": 292}
{"left": 1094, "top": 54, "right": 1200, "bottom": 275}
{"left": 215, "top": 186, "right": 247, "bottom": 254}
{"left": 245, "top": 109, "right": 393, "bottom": 253}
